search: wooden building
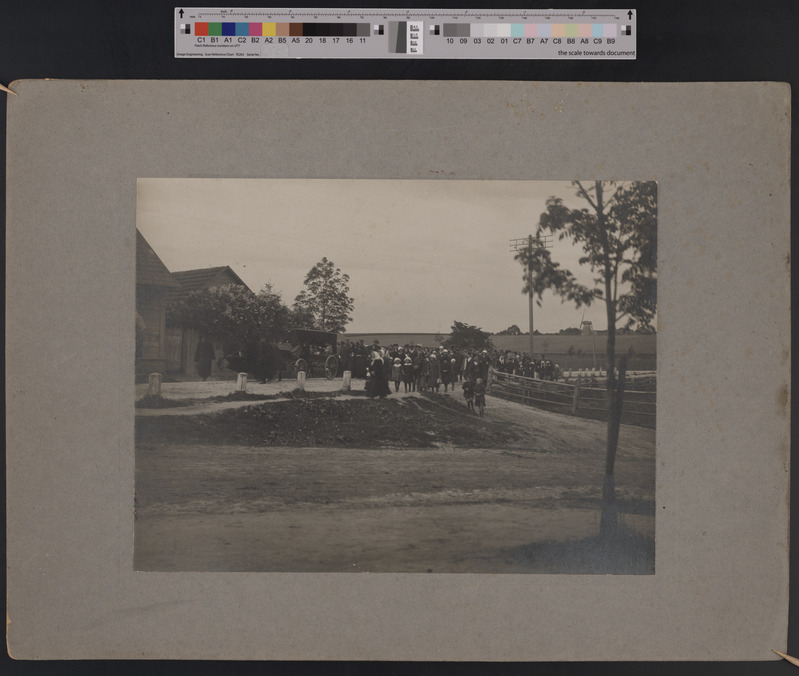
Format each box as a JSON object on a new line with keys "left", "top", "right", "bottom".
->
{"left": 135, "top": 230, "right": 180, "bottom": 378}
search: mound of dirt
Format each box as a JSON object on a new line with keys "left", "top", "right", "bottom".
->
{"left": 135, "top": 393, "right": 528, "bottom": 449}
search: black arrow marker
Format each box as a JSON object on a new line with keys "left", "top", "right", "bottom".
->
{"left": 627, "top": 10, "right": 633, "bottom": 19}
{"left": 179, "top": 8, "right": 184, "bottom": 18}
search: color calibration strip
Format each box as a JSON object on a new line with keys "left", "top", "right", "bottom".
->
{"left": 193, "top": 22, "right": 373, "bottom": 37}
{"left": 436, "top": 23, "right": 622, "bottom": 38}
{"left": 175, "top": 8, "right": 636, "bottom": 59}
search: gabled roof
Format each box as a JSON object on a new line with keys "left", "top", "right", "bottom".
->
{"left": 136, "top": 231, "right": 179, "bottom": 288}
{"left": 172, "top": 266, "right": 252, "bottom": 294}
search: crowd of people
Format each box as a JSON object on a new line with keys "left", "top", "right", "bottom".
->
{"left": 337, "top": 340, "right": 559, "bottom": 408}
{"left": 203, "top": 335, "right": 560, "bottom": 414}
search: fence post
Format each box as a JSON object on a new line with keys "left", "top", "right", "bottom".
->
{"left": 571, "top": 378, "right": 580, "bottom": 414}
{"left": 342, "top": 370, "right": 352, "bottom": 392}
{"left": 235, "top": 372, "right": 247, "bottom": 392}
{"left": 148, "top": 372, "right": 162, "bottom": 397}
{"left": 297, "top": 370, "right": 306, "bottom": 391}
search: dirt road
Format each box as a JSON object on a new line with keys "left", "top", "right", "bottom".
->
{"left": 135, "top": 389, "right": 655, "bottom": 573}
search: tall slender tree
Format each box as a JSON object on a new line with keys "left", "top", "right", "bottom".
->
{"left": 515, "top": 180, "right": 657, "bottom": 537}
{"left": 293, "top": 257, "right": 355, "bottom": 333}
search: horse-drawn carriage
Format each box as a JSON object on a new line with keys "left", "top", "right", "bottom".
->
{"left": 222, "top": 329, "right": 340, "bottom": 381}
{"left": 278, "top": 328, "right": 340, "bottom": 380}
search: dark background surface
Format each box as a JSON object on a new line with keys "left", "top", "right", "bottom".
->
{"left": 2, "top": 0, "right": 796, "bottom": 673}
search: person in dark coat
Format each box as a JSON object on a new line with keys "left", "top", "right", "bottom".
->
{"left": 353, "top": 341, "right": 368, "bottom": 379}
{"left": 256, "top": 338, "right": 283, "bottom": 383}
{"left": 478, "top": 350, "right": 491, "bottom": 382}
{"left": 440, "top": 351, "right": 454, "bottom": 392}
{"left": 464, "top": 352, "right": 479, "bottom": 382}
{"left": 401, "top": 356, "right": 414, "bottom": 392}
{"left": 194, "top": 335, "right": 215, "bottom": 381}
{"left": 369, "top": 354, "right": 391, "bottom": 399}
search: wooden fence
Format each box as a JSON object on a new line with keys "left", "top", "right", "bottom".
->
{"left": 489, "top": 369, "right": 656, "bottom": 429}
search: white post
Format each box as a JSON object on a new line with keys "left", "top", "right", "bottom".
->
{"left": 297, "top": 370, "right": 306, "bottom": 391}
{"left": 236, "top": 372, "right": 247, "bottom": 392}
{"left": 148, "top": 372, "right": 162, "bottom": 397}
{"left": 342, "top": 370, "right": 352, "bottom": 392}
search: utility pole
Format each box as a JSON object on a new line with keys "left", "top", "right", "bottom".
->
{"left": 510, "top": 234, "right": 552, "bottom": 358}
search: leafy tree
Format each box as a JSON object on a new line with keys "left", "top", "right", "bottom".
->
{"left": 286, "top": 303, "right": 316, "bottom": 334}
{"left": 497, "top": 324, "right": 523, "bottom": 336}
{"left": 558, "top": 327, "right": 582, "bottom": 335}
{"left": 442, "top": 321, "right": 493, "bottom": 352}
{"left": 516, "top": 180, "right": 657, "bottom": 538}
{"left": 293, "top": 257, "right": 355, "bottom": 333}
{"left": 167, "top": 283, "right": 289, "bottom": 349}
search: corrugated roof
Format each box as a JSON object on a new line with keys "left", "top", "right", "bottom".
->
{"left": 136, "top": 231, "right": 179, "bottom": 288}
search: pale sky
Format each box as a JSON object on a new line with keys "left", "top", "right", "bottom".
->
{"left": 137, "top": 179, "right": 641, "bottom": 334}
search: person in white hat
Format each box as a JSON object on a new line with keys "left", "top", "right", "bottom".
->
{"left": 428, "top": 352, "right": 441, "bottom": 393}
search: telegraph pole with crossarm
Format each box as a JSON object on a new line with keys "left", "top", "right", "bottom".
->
{"left": 510, "top": 234, "right": 552, "bottom": 358}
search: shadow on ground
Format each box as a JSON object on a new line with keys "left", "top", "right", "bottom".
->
{"left": 506, "top": 525, "right": 655, "bottom": 574}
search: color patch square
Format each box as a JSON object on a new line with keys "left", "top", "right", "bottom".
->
{"left": 621, "top": 25, "right": 632, "bottom": 35}
{"left": 511, "top": 24, "right": 524, "bottom": 38}
{"left": 551, "top": 24, "right": 565, "bottom": 38}
{"left": 235, "top": 23, "right": 249, "bottom": 36}
{"left": 249, "top": 23, "right": 262, "bottom": 36}
{"left": 221, "top": 23, "right": 235, "bottom": 36}
{"left": 208, "top": 23, "right": 222, "bottom": 36}
{"left": 592, "top": 23, "right": 604, "bottom": 38}
{"left": 262, "top": 23, "right": 276, "bottom": 36}
{"left": 537, "top": 23, "right": 551, "bottom": 37}
{"left": 579, "top": 24, "right": 591, "bottom": 38}
{"left": 604, "top": 23, "right": 617, "bottom": 37}
{"left": 524, "top": 24, "right": 538, "bottom": 38}
{"left": 564, "top": 24, "right": 579, "bottom": 38}
{"left": 179, "top": 24, "right": 191, "bottom": 34}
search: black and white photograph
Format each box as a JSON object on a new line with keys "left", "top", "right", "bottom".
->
{"left": 134, "top": 178, "right": 657, "bottom": 573}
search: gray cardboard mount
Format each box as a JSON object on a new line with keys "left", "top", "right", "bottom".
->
{"left": 5, "top": 80, "right": 790, "bottom": 660}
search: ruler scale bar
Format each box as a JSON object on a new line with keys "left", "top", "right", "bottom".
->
{"left": 175, "top": 8, "right": 636, "bottom": 59}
